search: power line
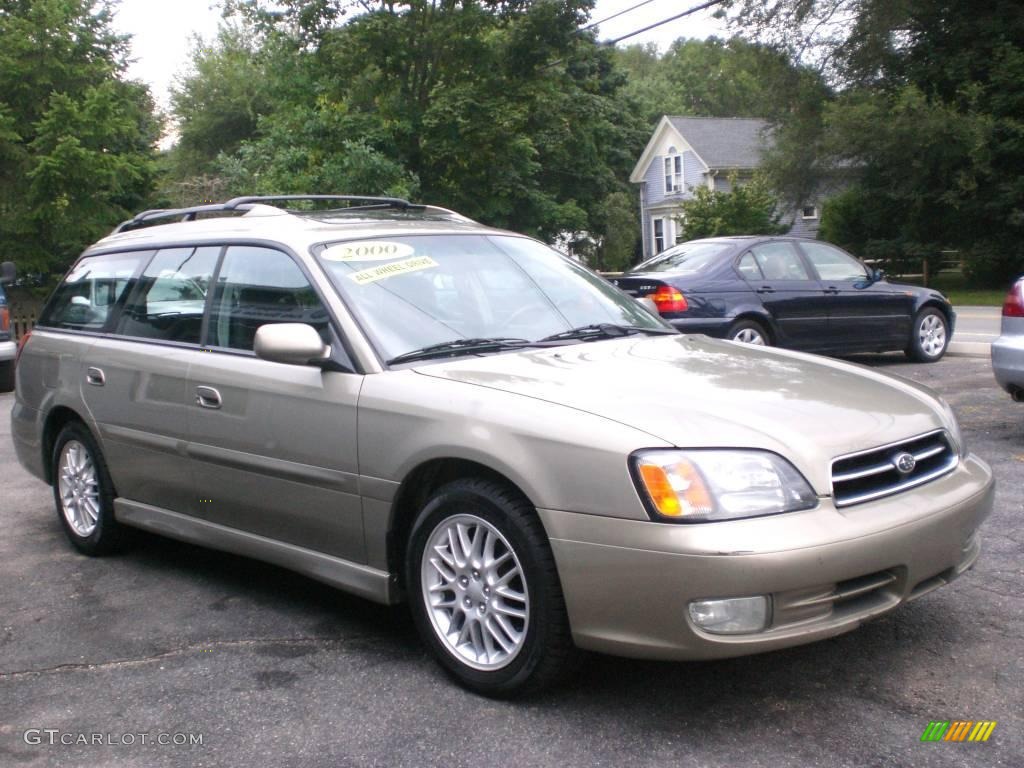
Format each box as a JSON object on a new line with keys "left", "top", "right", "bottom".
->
{"left": 604, "top": 0, "right": 725, "bottom": 46}
{"left": 581, "top": 0, "right": 661, "bottom": 32}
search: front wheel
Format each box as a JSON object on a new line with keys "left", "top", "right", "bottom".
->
{"left": 406, "top": 478, "right": 578, "bottom": 697}
{"left": 905, "top": 307, "right": 949, "bottom": 362}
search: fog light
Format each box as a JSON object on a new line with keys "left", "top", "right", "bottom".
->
{"left": 688, "top": 596, "right": 770, "bottom": 634}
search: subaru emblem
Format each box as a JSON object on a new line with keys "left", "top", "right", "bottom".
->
{"left": 893, "top": 452, "right": 916, "bottom": 475}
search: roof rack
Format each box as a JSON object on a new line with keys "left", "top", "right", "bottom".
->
{"left": 112, "top": 195, "right": 424, "bottom": 234}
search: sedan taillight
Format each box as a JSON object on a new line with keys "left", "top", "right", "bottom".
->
{"left": 1003, "top": 280, "right": 1024, "bottom": 317}
{"left": 16, "top": 330, "right": 30, "bottom": 365}
{"left": 649, "top": 285, "right": 688, "bottom": 314}
{"left": 0, "top": 306, "right": 8, "bottom": 331}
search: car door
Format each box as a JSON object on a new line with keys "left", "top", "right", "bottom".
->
{"left": 186, "top": 244, "right": 365, "bottom": 562}
{"left": 743, "top": 241, "right": 827, "bottom": 348}
{"left": 66, "top": 248, "right": 205, "bottom": 516}
{"left": 798, "top": 241, "right": 913, "bottom": 349}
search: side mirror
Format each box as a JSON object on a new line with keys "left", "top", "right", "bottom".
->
{"left": 0, "top": 261, "right": 15, "bottom": 285}
{"left": 254, "top": 323, "right": 330, "bottom": 366}
{"left": 871, "top": 268, "right": 885, "bottom": 282}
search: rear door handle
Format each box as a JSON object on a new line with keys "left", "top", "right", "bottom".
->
{"left": 85, "top": 367, "right": 105, "bottom": 386}
{"left": 756, "top": 285, "right": 775, "bottom": 294}
{"left": 824, "top": 286, "right": 841, "bottom": 295}
{"left": 195, "top": 386, "right": 222, "bottom": 409}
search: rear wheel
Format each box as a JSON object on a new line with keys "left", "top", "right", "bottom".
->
{"left": 51, "top": 421, "right": 125, "bottom": 555}
{"left": 905, "top": 307, "right": 949, "bottom": 362}
{"left": 406, "top": 478, "right": 578, "bottom": 697}
{"left": 728, "top": 319, "right": 769, "bottom": 346}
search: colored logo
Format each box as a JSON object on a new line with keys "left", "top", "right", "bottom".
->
{"left": 892, "top": 451, "right": 917, "bottom": 475}
{"left": 920, "top": 721, "right": 997, "bottom": 742}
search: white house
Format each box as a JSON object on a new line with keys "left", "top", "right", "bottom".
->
{"left": 629, "top": 116, "right": 823, "bottom": 259}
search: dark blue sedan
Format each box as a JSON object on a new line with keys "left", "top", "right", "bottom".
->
{"left": 610, "top": 236, "right": 954, "bottom": 362}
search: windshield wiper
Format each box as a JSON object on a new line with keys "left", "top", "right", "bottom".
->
{"left": 539, "top": 323, "right": 677, "bottom": 343}
{"left": 387, "top": 337, "right": 533, "bottom": 365}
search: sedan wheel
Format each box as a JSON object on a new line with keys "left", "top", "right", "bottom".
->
{"left": 407, "top": 478, "right": 578, "bottom": 696}
{"left": 906, "top": 308, "right": 949, "bottom": 362}
{"left": 58, "top": 440, "right": 101, "bottom": 537}
{"left": 728, "top": 320, "right": 769, "bottom": 346}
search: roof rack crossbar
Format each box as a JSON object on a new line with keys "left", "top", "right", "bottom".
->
{"left": 223, "top": 195, "right": 422, "bottom": 210}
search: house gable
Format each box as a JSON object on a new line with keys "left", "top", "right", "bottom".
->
{"left": 629, "top": 116, "right": 710, "bottom": 184}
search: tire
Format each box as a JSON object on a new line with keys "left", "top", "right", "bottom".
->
{"left": 905, "top": 307, "right": 949, "bottom": 362}
{"left": 727, "top": 319, "right": 770, "bottom": 346}
{"left": 406, "top": 478, "right": 579, "bottom": 697}
{"left": 51, "top": 421, "right": 125, "bottom": 555}
{"left": 0, "top": 360, "right": 13, "bottom": 393}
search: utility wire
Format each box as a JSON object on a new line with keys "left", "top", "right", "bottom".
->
{"left": 580, "top": 0, "right": 661, "bottom": 32}
{"left": 603, "top": 0, "right": 725, "bottom": 45}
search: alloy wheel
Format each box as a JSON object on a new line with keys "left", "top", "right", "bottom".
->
{"left": 57, "top": 440, "right": 100, "bottom": 537}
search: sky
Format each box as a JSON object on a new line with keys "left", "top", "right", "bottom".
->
{"left": 112, "top": 0, "right": 730, "bottom": 120}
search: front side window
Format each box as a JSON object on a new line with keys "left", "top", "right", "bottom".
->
{"left": 801, "top": 242, "right": 868, "bottom": 281}
{"left": 117, "top": 246, "right": 220, "bottom": 343}
{"left": 208, "top": 246, "right": 330, "bottom": 351}
{"left": 314, "top": 234, "right": 663, "bottom": 363}
{"left": 749, "top": 242, "right": 811, "bottom": 281}
{"left": 39, "top": 251, "right": 152, "bottom": 331}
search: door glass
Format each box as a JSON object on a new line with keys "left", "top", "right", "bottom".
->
{"left": 117, "top": 247, "right": 220, "bottom": 343}
{"left": 207, "top": 246, "right": 330, "bottom": 351}
{"left": 801, "top": 243, "right": 868, "bottom": 281}
{"left": 736, "top": 252, "right": 763, "bottom": 281}
{"left": 750, "top": 242, "right": 810, "bottom": 281}
{"left": 38, "top": 251, "right": 152, "bottom": 331}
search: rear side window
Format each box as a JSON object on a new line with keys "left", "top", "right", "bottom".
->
{"left": 207, "top": 246, "right": 330, "bottom": 351}
{"left": 117, "top": 247, "right": 220, "bottom": 344}
{"left": 749, "top": 242, "right": 810, "bottom": 281}
{"left": 39, "top": 251, "right": 152, "bottom": 331}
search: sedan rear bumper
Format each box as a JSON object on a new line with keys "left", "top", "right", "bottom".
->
{"left": 539, "top": 454, "right": 993, "bottom": 660}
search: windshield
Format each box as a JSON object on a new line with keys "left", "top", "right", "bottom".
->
{"left": 314, "top": 234, "right": 665, "bottom": 362}
{"left": 632, "top": 241, "right": 733, "bottom": 274}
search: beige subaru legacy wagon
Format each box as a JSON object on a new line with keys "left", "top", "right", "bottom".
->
{"left": 11, "top": 196, "right": 994, "bottom": 696}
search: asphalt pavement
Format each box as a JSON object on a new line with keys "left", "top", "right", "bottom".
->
{"left": 1, "top": 354, "right": 1021, "bottom": 768}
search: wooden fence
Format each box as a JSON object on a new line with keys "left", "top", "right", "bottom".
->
{"left": 11, "top": 312, "right": 36, "bottom": 341}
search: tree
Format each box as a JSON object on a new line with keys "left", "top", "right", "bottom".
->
{"left": 675, "top": 173, "right": 786, "bottom": 240}
{"left": 0, "top": 0, "right": 160, "bottom": 277}
{"left": 168, "top": 0, "right": 647, "bottom": 244}
{"left": 727, "top": 0, "right": 1024, "bottom": 285}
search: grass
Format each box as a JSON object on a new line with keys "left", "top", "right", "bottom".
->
{"left": 893, "top": 271, "right": 1007, "bottom": 307}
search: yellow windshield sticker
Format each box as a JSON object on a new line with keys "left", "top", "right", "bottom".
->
{"left": 322, "top": 241, "right": 416, "bottom": 262}
{"left": 347, "top": 256, "right": 439, "bottom": 285}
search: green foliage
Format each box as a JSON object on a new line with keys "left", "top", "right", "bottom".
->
{"left": 613, "top": 37, "right": 829, "bottom": 127}
{"left": 169, "top": 0, "right": 645, "bottom": 243}
{"left": 0, "top": 0, "right": 159, "bottom": 277}
{"left": 594, "top": 191, "right": 639, "bottom": 271}
{"left": 676, "top": 173, "right": 786, "bottom": 240}
{"left": 729, "top": 0, "right": 1024, "bottom": 287}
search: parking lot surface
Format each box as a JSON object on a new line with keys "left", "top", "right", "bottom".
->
{"left": 1, "top": 354, "right": 1021, "bottom": 768}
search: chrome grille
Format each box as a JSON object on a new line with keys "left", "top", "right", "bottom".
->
{"left": 831, "top": 430, "right": 957, "bottom": 507}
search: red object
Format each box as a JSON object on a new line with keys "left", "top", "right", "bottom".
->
{"left": 1003, "top": 280, "right": 1024, "bottom": 317}
{"left": 649, "top": 285, "right": 688, "bottom": 314}
{"left": 0, "top": 306, "right": 8, "bottom": 332}
{"left": 16, "top": 330, "right": 30, "bottom": 365}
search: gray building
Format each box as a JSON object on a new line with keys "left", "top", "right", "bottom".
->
{"left": 630, "top": 116, "right": 823, "bottom": 259}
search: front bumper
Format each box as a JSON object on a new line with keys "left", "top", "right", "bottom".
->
{"left": 0, "top": 339, "right": 15, "bottom": 363}
{"left": 991, "top": 333, "right": 1024, "bottom": 395}
{"left": 539, "top": 454, "right": 993, "bottom": 660}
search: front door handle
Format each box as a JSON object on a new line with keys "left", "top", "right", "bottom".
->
{"left": 85, "top": 367, "right": 105, "bottom": 386}
{"left": 195, "top": 386, "right": 222, "bottom": 409}
{"left": 756, "top": 285, "right": 775, "bottom": 294}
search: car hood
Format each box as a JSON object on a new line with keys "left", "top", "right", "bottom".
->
{"left": 412, "top": 335, "right": 951, "bottom": 494}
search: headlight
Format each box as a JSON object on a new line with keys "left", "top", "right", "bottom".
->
{"left": 938, "top": 397, "right": 966, "bottom": 457}
{"left": 631, "top": 449, "right": 818, "bottom": 523}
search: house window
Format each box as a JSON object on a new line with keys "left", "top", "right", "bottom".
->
{"left": 653, "top": 218, "right": 666, "bottom": 254}
{"left": 663, "top": 151, "right": 683, "bottom": 194}
{"left": 802, "top": 205, "right": 818, "bottom": 220}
